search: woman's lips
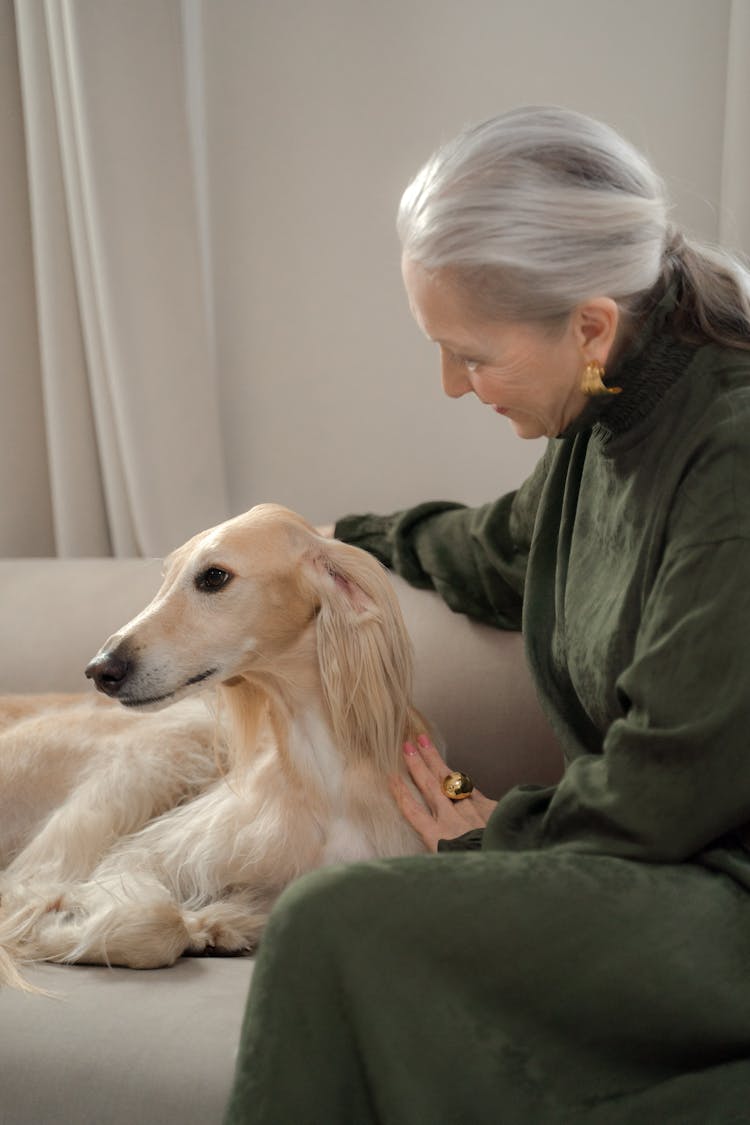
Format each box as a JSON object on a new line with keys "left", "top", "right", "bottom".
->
{"left": 492, "top": 405, "right": 509, "bottom": 415}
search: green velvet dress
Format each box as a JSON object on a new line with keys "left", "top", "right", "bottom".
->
{"left": 224, "top": 289, "right": 750, "bottom": 1124}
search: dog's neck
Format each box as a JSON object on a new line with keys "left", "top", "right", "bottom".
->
{"left": 219, "top": 655, "right": 346, "bottom": 791}
{"left": 219, "top": 620, "right": 423, "bottom": 790}
{"left": 217, "top": 648, "right": 426, "bottom": 861}
{"left": 286, "top": 704, "right": 345, "bottom": 793}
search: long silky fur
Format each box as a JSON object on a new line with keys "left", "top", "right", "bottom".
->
{"left": 313, "top": 538, "right": 427, "bottom": 772}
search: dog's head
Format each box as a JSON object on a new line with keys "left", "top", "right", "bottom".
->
{"left": 85, "top": 505, "right": 416, "bottom": 760}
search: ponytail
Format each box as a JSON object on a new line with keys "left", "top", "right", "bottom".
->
{"left": 650, "top": 227, "right": 750, "bottom": 350}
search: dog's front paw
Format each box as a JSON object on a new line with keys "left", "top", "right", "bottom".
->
{"left": 183, "top": 903, "right": 265, "bottom": 956}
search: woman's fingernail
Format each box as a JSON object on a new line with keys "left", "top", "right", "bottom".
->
{"left": 417, "top": 734, "right": 431, "bottom": 749}
{"left": 403, "top": 741, "right": 418, "bottom": 756}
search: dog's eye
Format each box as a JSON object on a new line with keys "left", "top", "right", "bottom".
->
{"left": 195, "top": 567, "right": 233, "bottom": 592}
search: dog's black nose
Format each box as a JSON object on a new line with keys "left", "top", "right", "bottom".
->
{"left": 85, "top": 651, "right": 131, "bottom": 696}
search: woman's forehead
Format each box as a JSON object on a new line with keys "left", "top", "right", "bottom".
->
{"left": 402, "top": 257, "right": 492, "bottom": 349}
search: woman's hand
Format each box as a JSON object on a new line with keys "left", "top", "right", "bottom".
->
{"left": 390, "top": 734, "right": 497, "bottom": 852}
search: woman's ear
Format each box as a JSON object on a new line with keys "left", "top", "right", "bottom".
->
{"left": 574, "top": 297, "right": 620, "bottom": 365}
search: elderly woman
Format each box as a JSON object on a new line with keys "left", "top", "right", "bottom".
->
{"left": 224, "top": 107, "right": 750, "bottom": 1123}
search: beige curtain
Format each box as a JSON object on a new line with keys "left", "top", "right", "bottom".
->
{"left": 720, "top": 0, "right": 750, "bottom": 257}
{"left": 2, "top": 0, "right": 227, "bottom": 557}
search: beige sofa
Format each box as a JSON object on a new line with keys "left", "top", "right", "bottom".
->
{"left": 0, "top": 558, "right": 562, "bottom": 1125}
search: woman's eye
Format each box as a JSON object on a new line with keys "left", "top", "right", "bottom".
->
{"left": 195, "top": 567, "right": 233, "bottom": 592}
{"left": 449, "top": 350, "right": 481, "bottom": 373}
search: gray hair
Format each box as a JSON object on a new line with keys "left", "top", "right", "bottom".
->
{"left": 398, "top": 106, "right": 750, "bottom": 348}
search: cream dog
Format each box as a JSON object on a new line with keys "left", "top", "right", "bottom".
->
{"left": 0, "top": 505, "right": 427, "bottom": 989}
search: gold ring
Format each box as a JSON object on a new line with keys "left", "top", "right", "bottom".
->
{"left": 441, "top": 771, "right": 474, "bottom": 801}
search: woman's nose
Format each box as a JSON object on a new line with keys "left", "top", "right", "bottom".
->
{"left": 440, "top": 350, "right": 472, "bottom": 398}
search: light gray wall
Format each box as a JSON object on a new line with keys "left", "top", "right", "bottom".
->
{"left": 197, "top": 0, "right": 732, "bottom": 526}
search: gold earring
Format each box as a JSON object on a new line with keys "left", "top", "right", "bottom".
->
{"left": 580, "top": 360, "right": 621, "bottom": 397}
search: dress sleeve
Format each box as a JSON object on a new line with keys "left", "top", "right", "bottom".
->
{"left": 484, "top": 537, "right": 750, "bottom": 861}
{"left": 334, "top": 448, "right": 551, "bottom": 629}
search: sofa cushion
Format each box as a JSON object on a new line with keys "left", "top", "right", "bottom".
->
{"left": 0, "top": 958, "right": 253, "bottom": 1125}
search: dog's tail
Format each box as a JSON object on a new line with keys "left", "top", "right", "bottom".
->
{"left": 0, "top": 936, "right": 57, "bottom": 994}
{"left": 0, "top": 942, "right": 40, "bottom": 992}
{"left": 0, "top": 897, "right": 60, "bottom": 994}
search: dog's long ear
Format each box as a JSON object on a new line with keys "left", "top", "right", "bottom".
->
{"left": 306, "top": 539, "right": 416, "bottom": 773}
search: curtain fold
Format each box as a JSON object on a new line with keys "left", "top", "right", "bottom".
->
{"left": 0, "top": 0, "right": 54, "bottom": 557}
{"left": 719, "top": 0, "right": 750, "bottom": 257}
{"left": 13, "top": 0, "right": 228, "bottom": 557}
